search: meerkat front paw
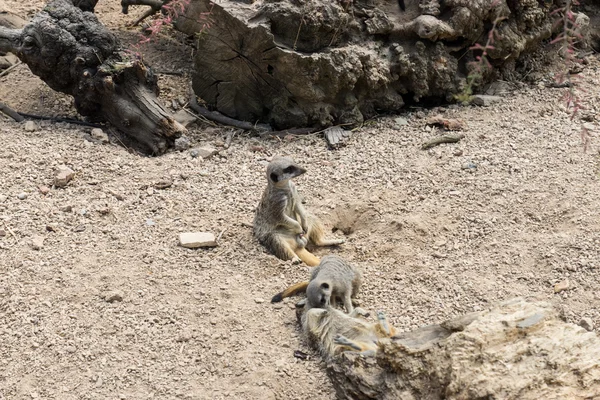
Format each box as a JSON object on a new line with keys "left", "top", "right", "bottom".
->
{"left": 296, "top": 233, "right": 308, "bottom": 248}
{"left": 291, "top": 256, "right": 302, "bottom": 265}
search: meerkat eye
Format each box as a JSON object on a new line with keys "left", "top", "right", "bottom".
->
{"left": 270, "top": 173, "right": 279, "bottom": 182}
{"left": 321, "top": 283, "right": 329, "bottom": 289}
{"left": 283, "top": 166, "right": 296, "bottom": 174}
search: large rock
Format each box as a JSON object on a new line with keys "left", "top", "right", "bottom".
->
{"left": 304, "top": 298, "right": 600, "bottom": 399}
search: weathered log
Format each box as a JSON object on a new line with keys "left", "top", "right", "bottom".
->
{"left": 0, "top": 0, "right": 186, "bottom": 155}
{"left": 295, "top": 298, "right": 600, "bottom": 399}
{"left": 174, "top": 0, "right": 576, "bottom": 130}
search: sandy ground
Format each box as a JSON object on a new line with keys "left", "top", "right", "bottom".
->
{"left": 1, "top": 1, "right": 600, "bottom": 400}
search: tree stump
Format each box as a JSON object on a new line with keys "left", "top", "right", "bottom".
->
{"left": 0, "top": 0, "right": 186, "bottom": 155}
{"left": 175, "top": 0, "right": 574, "bottom": 130}
{"left": 296, "top": 297, "right": 600, "bottom": 399}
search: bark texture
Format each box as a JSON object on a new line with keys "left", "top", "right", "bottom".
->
{"left": 175, "top": 0, "right": 583, "bottom": 130}
{"left": 0, "top": 0, "right": 186, "bottom": 155}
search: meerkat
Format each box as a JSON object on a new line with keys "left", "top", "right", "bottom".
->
{"left": 253, "top": 156, "right": 345, "bottom": 266}
{"left": 302, "top": 306, "right": 397, "bottom": 358}
{"left": 271, "top": 255, "right": 361, "bottom": 313}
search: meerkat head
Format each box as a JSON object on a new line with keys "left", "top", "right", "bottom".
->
{"left": 266, "top": 156, "right": 307, "bottom": 186}
{"left": 306, "top": 280, "right": 332, "bottom": 309}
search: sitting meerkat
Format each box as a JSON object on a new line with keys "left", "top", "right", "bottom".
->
{"left": 253, "top": 156, "right": 344, "bottom": 266}
{"left": 302, "top": 306, "right": 397, "bottom": 358}
{"left": 271, "top": 255, "right": 361, "bottom": 313}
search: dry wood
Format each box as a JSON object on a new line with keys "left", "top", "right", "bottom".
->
{"left": 0, "top": 101, "right": 24, "bottom": 122}
{"left": 0, "top": 0, "right": 186, "bottom": 155}
{"left": 421, "top": 133, "right": 465, "bottom": 150}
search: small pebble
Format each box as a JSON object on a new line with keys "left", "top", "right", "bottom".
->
{"left": 190, "top": 149, "right": 199, "bottom": 158}
{"left": 90, "top": 128, "right": 109, "bottom": 143}
{"left": 30, "top": 235, "right": 44, "bottom": 250}
{"left": 554, "top": 279, "right": 570, "bottom": 293}
{"left": 38, "top": 185, "right": 50, "bottom": 195}
{"left": 579, "top": 317, "right": 594, "bottom": 331}
{"left": 102, "top": 290, "right": 124, "bottom": 303}
{"left": 254, "top": 298, "right": 265, "bottom": 304}
{"left": 146, "top": 219, "right": 155, "bottom": 226}
{"left": 17, "top": 192, "right": 27, "bottom": 200}
{"left": 54, "top": 166, "right": 75, "bottom": 187}
{"left": 216, "top": 350, "right": 225, "bottom": 356}
{"left": 174, "top": 136, "right": 191, "bottom": 151}
{"left": 74, "top": 224, "right": 86, "bottom": 232}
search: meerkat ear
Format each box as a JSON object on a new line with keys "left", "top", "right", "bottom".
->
{"left": 270, "top": 173, "right": 279, "bottom": 182}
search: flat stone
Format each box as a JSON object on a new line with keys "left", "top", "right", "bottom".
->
{"left": 179, "top": 232, "right": 217, "bottom": 249}
{"left": 38, "top": 185, "right": 50, "bottom": 195}
{"left": 517, "top": 312, "right": 545, "bottom": 329}
{"left": 173, "top": 110, "right": 197, "bottom": 127}
{"left": 394, "top": 117, "right": 409, "bottom": 126}
{"left": 54, "top": 166, "right": 75, "bottom": 187}
{"left": 472, "top": 95, "right": 502, "bottom": 107}
{"left": 90, "top": 128, "right": 109, "bottom": 143}
{"left": 192, "top": 146, "right": 217, "bottom": 159}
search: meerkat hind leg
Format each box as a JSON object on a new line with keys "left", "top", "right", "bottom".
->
{"left": 334, "top": 334, "right": 363, "bottom": 352}
{"left": 376, "top": 311, "right": 394, "bottom": 337}
{"left": 271, "top": 234, "right": 303, "bottom": 264}
{"left": 343, "top": 293, "right": 354, "bottom": 314}
{"left": 294, "top": 247, "right": 321, "bottom": 266}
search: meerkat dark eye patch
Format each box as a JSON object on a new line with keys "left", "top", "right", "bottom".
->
{"left": 321, "top": 283, "right": 330, "bottom": 289}
{"left": 270, "top": 173, "right": 279, "bottom": 182}
{"left": 283, "top": 166, "right": 296, "bottom": 174}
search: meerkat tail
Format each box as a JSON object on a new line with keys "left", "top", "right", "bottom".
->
{"left": 271, "top": 281, "right": 310, "bottom": 303}
{"left": 295, "top": 248, "right": 321, "bottom": 266}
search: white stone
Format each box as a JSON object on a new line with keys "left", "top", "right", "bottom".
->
{"left": 179, "top": 232, "right": 217, "bottom": 249}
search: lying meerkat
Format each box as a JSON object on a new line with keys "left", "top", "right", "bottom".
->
{"left": 271, "top": 255, "right": 361, "bottom": 313}
{"left": 302, "top": 306, "right": 397, "bottom": 358}
{"left": 253, "top": 156, "right": 344, "bottom": 266}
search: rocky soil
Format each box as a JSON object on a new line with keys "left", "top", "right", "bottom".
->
{"left": 1, "top": 1, "right": 600, "bottom": 399}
